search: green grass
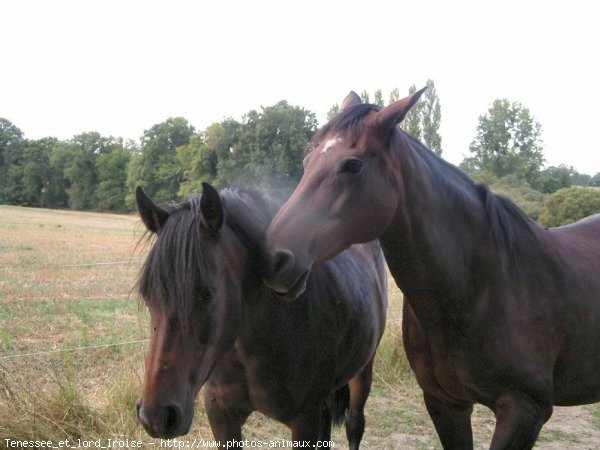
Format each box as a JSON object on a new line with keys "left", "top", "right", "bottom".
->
{"left": 1, "top": 204, "right": 599, "bottom": 449}
{"left": 591, "top": 403, "right": 600, "bottom": 430}
{"left": 537, "top": 428, "right": 583, "bottom": 445}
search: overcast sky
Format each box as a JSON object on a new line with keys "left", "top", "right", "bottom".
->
{"left": 2, "top": 0, "right": 599, "bottom": 174}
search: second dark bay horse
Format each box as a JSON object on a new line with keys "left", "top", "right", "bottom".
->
{"left": 263, "top": 89, "right": 600, "bottom": 449}
{"left": 135, "top": 183, "right": 387, "bottom": 449}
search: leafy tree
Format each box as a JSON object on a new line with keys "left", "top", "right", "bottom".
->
{"left": 126, "top": 117, "right": 194, "bottom": 206}
{"left": 388, "top": 88, "right": 400, "bottom": 104}
{"left": 19, "top": 137, "right": 58, "bottom": 206}
{"left": 236, "top": 101, "right": 317, "bottom": 195}
{"left": 60, "top": 132, "right": 106, "bottom": 210}
{"left": 570, "top": 170, "right": 591, "bottom": 187}
{"left": 0, "top": 118, "right": 25, "bottom": 203}
{"left": 402, "top": 84, "right": 424, "bottom": 140}
{"left": 45, "top": 132, "right": 128, "bottom": 210}
{"left": 591, "top": 172, "right": 600, "bottom": 187}
{"left": 177, "top": 134, "right": 208, "bottom": 196}
{"left": 95, "top": 139, "right": 132, "bottom": 211}
{"left": 210, "top": 119, "right": 245, "bottom": 188}
{"left": 464, "top": 98, "right": 544, "bottom": 185}
{"left": 537, "top": 165, "right": 572, "bottom": 194}
{"left": 326, "top": 104, "right": 340, "bottom": 121}
{"left": 401, "top": 79, "right": 444, "bottom": 155}
{"left": 48, "top": 142, "right": 73, "bottom": 208}
{"left": 538, "top": 186, "right": 600, "bottom": 226}
{"left": 177, "top": 120, "right": 244, "bottom": 197}
{"left": 360, "top": 90, "right": 370, "bottom": 104}
{"left": 373, "top": 89, "right": 385, "bottom": 107}
{"left": 178, "top": 102, "right": 317, "bottom": 198}
{"left": 421, "top": 79, "right": 443, "bottom": 156}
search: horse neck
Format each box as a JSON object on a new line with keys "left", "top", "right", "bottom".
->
{"left": 381, "top": 132, "right": 489, "bottom": 299}
{"left": 221, "top": 220, "right": 275, "bottom": 340}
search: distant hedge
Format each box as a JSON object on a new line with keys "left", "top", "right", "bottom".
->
{"left": 538, "top": 186, "right": 600, "bottom": 227}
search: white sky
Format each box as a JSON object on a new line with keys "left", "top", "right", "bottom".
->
{"left": 2, "top": 0, "right": 599, "bottom": 174}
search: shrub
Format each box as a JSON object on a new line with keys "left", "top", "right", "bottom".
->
{"left": 538, "top": 186, "right": 600, "bottom": 227}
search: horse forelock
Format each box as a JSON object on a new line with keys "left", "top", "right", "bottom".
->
{"left": 137, "top": 187, "right": 281, "bottom": 329}
{"left": 309, "top": 104, "right": 380, "bottom": 152}
{"left": 138, "top": 195, "right": 210, "bottom": 331}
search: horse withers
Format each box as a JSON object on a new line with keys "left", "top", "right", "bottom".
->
{"left": 263, "top": 89, "right": 600, "bottom": 449}
{"left": 134, "top": 183, "right": 387, "bottom": 449}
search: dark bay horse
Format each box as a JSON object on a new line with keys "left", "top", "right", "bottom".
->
{"left": 134, "top": 183, "right": 387, "bottom": 449}
{"left": 263, "top": 89, "right": 600, "bottom": 449}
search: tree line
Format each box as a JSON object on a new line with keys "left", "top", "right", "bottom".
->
{"left": 1, "top": 80, "right": 599, "bottom": 225}
{"left": 0, "top": 101, "right": 317, "bottom": 212}
{"left": 459, "top": 97, "right": 600, "bottom": 224}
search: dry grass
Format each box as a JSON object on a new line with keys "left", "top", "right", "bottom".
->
{"left": 1, "top": 204, "right": 598, "bottom": 449}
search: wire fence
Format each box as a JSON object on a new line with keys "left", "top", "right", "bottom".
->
{"left": 0, "top": 260, "right": 137, "bottom": 272}
{"left": 0, "top": 339, "right": 150, "bottom": 361}
{"left": 7, "top": 294, "right": 133, "bottom": 302}
{"left": 1, "top": 259, "right": 402, "bottom": 362}
{"left": 1, "top": 259, "right": 147, "bottom": 361}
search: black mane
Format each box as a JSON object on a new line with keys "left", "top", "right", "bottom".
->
{"left": 401, "top": 131, "right": 550, "bottom": 270}
{"left": 220, "top": 185, "right": 282, "bottom": 251}
{"left": 137, "top": 186, "right": 281, "bottom": 328}
{"left": 138, "top": 195, "right": 208, "bottom": 329}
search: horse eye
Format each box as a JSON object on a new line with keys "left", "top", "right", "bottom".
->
{"left": 340, "top": 159, "right": 363, "bottom": 174}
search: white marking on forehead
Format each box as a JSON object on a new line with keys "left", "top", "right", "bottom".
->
{"left": 321, "top": 136, "right": 342, "bottom": 153}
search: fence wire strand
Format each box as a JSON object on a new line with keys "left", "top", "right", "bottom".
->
{"left": 0, "top": 261, "right": 136, "bottom": 272}
{"left": 0, "top": 339, "right": 150, "bottom": 361}
{"left": 1, "top": 259, "right": 147, "bottom": 360}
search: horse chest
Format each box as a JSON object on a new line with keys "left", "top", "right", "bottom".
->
{"left": 402, "top": 296, "right": 483, "bottom": 403}
{"left": 229, "top": 339, "right": 332, "bottom": 420}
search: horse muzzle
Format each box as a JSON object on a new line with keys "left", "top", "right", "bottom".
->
{"left": 136, "top": 399, "right": 193, "bottom": 439}
{"left": 263, "top": 249, "right": 311, "bottom": 301}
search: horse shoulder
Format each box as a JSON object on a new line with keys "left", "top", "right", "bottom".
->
{"left": 335, "top": 242, "right": 388, "bottom": 323}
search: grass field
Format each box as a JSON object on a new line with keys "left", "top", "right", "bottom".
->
{"left": 1, "top": 204, "right": 599, "bottom": 449}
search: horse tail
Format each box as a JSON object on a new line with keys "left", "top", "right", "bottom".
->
{"left": 325, "top": 384, "right": 350, "bottom": 426}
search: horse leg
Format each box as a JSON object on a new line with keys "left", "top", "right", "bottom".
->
{"left": 289, "top": 409, "right": 321, "bottom": 448}
{"left": 489, "top": 392, "right": 552, "bottom": 450}
{"left": 345, "top": 360, "right": 374, "bottom": 450}
{"left": 204, "top": 392, "right": 250, "bottom": 450}
{"left": 319, "top": 401, "right": 332, "bottom": 441}
{"left": 423, "top": 392, "right": 474, "bottom": 449}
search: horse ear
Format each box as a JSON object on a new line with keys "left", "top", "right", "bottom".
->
{"left": 341, "top": 91, "right": 362, "bottom": 110}
{"left": 201, "top": 182, "right": 224, "bottom": 233}
{"left": 136, "top": 186, "right": 169, "bottom": 234}
{"left": 370, "top": 86, "right": 427, "bottom": 135}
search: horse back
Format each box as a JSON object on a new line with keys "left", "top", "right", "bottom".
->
{"left": 544, "top": 214, "right": 600, "bottom": 404}
{"left": 547, "top": 213, "right": 600, "bottom": 275}
{"left": 550, "top": 213, "right": 600, "bottom": 237}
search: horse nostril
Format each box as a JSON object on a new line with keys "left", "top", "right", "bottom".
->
{"left": 164, "top": 404, "right": 181, "bottom": 433}
{"left": 272, "top": 250, "right": 294, "bottom": 275}
{"left": 136, "top": 401, "right": 185, "bottom": 438}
